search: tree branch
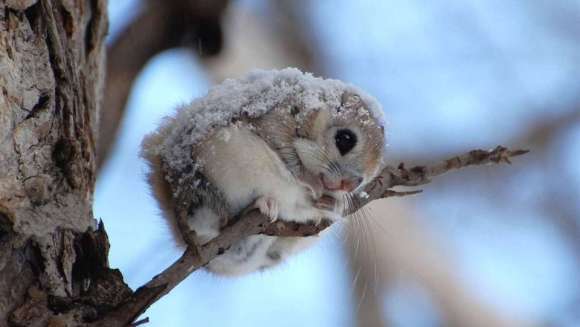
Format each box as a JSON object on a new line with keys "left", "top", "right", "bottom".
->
{"left": 92, "top": 145, "right": 527, "bottom": 326}
{"left": 344, "top": 145, "right": 528, "bottom": 214}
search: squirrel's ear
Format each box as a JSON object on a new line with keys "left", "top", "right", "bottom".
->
{"left": 295, "top": 109, "right": 322, "bottom": 139}
{"left": 311, "top": 109, "right": 331, "bottom": 138}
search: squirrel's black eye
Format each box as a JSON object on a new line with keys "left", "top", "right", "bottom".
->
{"left": 335, "top": 129, "right": 357, "bottom": 155}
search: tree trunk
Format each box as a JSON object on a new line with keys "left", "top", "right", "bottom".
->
{"left": 0, "top": 1, "right": 130, "bottom": 325}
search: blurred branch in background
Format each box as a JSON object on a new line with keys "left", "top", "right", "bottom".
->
{"left": 349, "top": 201, "right": 530, "bottom": 327}
{"left": 204, "top": 0, "right": 319, "bottom": 81}
{"left": 511, "top": 105, "right": 580, "bottom": 256}
{"left": 437, "top": 105, "right": 580, "bottom": 325}
{"left": 98, "top": 0, "right": 229, "bottom": 171}
{"left": 100, "top": 0, "right": 580, "bottom": 326}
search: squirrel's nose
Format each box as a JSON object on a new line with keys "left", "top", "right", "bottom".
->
{"left": 321, "top": 174, "right": 362, "bottom": 193}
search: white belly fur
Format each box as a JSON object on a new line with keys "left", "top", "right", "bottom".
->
{"left": 194, "top": 125, "right": 330, "bottom": 275}
{"left": 198, "top": 125, "right": 321, "bottom": 222}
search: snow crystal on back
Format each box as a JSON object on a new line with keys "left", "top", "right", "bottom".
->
{"left": 143, "top": 68, "right": 384, "bottom": 173}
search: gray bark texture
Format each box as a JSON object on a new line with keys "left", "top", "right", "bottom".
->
{"left": 0, "top": 0, "right": 132, "bottom": 325}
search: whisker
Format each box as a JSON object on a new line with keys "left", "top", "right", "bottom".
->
{"left": 360, "top": 207, "right": 380, "bottom": 297}
{"left": 311, "top": 146, "right": 341, "bottom": 177}
{"left": 356, "top": 269, "right": 369, "bottom": 316}
{"left": 350, "top": 214, "right": 362, "bottom": 258}
{"left": 348, "top": 198, "right": 383, "bottom": 299}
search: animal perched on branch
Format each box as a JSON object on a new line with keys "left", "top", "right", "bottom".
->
{"left": 141, "top": 68, "right": 385, "bottom": 275}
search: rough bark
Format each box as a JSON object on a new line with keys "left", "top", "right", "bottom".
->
{"left": 0, "top": 1, "right": 132, "bottom": 325}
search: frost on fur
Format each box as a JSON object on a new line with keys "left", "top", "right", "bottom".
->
{"left": 141, "top": 68, "right": 385, "bottom": 195}
{"left": 140, "top": 68, "right": 386, "bottom": 275}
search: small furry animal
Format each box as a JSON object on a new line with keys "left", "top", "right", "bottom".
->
{"left": 142, "top": 68, "right": 385, "bottom": 275}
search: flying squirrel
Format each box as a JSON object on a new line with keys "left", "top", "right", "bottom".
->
{"left": 141, "top": 68, "right": 385, "bottom": 275}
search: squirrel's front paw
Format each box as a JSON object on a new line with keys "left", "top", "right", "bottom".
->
{"left": 255, "top": 196, "right": 280, "bottom": 222}
{"left": 298, "top": 171, "right": 324, "bottom": 199}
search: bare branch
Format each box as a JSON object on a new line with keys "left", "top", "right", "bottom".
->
{"left": 92, "top": 145, "right": 527, "bottom": 326}
{"left": 346, "top": 145, "right": 528, "bottom": 214}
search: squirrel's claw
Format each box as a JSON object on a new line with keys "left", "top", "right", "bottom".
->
{"left": 255, "top": 196, "right": 280, "bottom": 222}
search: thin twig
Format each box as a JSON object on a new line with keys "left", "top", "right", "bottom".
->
{"left": 347, "top": 146, "right": 529, "bottom": 214}
{"left": 93, "top": 145, "right": 527, "bottom": 326}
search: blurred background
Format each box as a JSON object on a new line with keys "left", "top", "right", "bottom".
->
{"left": 95, "top": 0, "right": 580, "bottom": 326}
